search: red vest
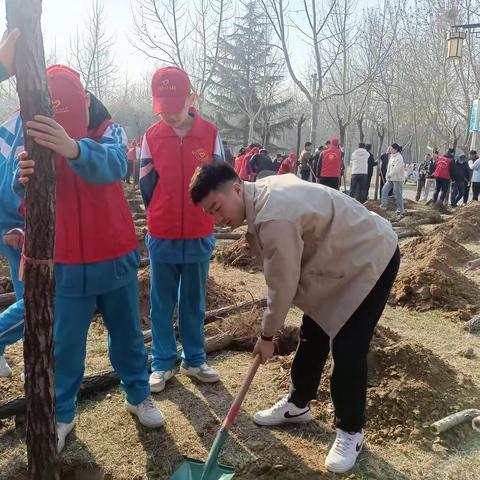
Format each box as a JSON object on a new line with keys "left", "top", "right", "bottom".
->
{"left": 434, "top": 156, "right": 452, "bottom": 180}
{"left": 145, "top": 115, "right": 217, "bottom": 239}
{"left": 55, "top": 120, "right": 138, "bottom": 264}
{"left": 320, "top": 147, "right": 342, "bottom": 177}
{"left": 234, "top": 154, "right": 245, "bottom": 176}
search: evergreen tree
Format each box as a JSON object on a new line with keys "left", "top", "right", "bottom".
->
{"left": 207, "top": 1, "right": 294, "bottom": 147}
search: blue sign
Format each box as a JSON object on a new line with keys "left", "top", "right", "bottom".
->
{"left": 470, "top": 100, "right": 479, "bottom": 132}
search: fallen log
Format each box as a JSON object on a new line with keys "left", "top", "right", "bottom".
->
{"left": 215, "top": 233, "right": 242, "bottom": 240}
{"left": 431, "top": 409, "right": 480, "bottom": 434}
{"left": 397, "top": 229, "right": 422, "bottom": 240}
{"left": 0, "top": 333, "right": 235, "bottom": 419}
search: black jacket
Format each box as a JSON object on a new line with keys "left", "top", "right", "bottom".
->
{"left": 450, "top": 158, "right": 470, "bottom": 182}
{"left": 250, "top": 152, "right": 274, "bottom": 174}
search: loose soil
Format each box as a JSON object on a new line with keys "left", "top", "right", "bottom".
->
{"left": 273, "top": 326, "right": 479, "bottom": 446}
{"left": 0, "top": 277, "right": 13, "bottom": 294}
{"left": 215, "top": 235, "right": 262, "bottom": 272}
{"left": 434, "top": 202, "right": 480, "bottom": 242}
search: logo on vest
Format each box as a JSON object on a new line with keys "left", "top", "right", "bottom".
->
{"left": 192, "top": 148, "right": 210, "bottom": 163}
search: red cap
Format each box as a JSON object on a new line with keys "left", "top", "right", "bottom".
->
{"left": 151, "top": 66, "right": 192, "bottom": 115}
{"left": 47, "top": 65, "right": 88, "bottom": 140}
{"left": 331, "top": 138, "right": 339, "bottom": 146}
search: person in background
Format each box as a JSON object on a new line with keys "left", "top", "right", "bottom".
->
{"left": 234, "top": 147, "right": 247, "bottom": 176}
{"left": 125, "top": 140, "right": 136, "bottom": 184}
{"left": 299, "top": 142, "right": 313, "bottom": 181}
{"left": 349, "top": 143, "right": 370, "bottom": 203}
{"left": 422, "top": 151, "right": 437, "bottom": 202}
{"left": 468, "top": 150, "right": 480, "bottom": 201}
{"left": 250, "top": 148, "right": 274, "bottom": 179}
{"left": 450, "top": 154, "right": 470, "bottom": 207}
{"left": 416, "top": 154, "right": 431, "bottom": 201}
{"left": 139, "top": 66, "right": 222, "bottom": 396}
{"left": 379, "top": 149, "right": 390, "bottom": 195}
{"left": 380, "top": 143, "right": 405, "bottom": 214}
{"left": 463, "top": 153, "right": 472, "bottom": 204}
{"left": 277, "top": 153, "right": 297, "bottom": 175}
{"left": 241, "top": 146, "right": 259, "bottom": 181}
{"left": 222, "top": 140, "right": 234, "bottom": 167}
{"left": 317, "top": 138, "right": 343, "bottom": 190}
{"left": 428, "top": 148, "right": 454, "bottom": 205}
{"left": 272, "top": 153, "right": 283, "bottom": 172}
{"left": 365, "top": 144, "right": 377, "bottom": 198}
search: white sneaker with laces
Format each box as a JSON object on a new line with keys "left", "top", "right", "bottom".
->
{"left": 253, "top": 394, "right": 312, "bottom": 426}
{"left": 325, "top": 428, "right": 365, "bottom": 474}
{"left": 0, "top": 355, "right": 12, "bottom": 377}
{"left": 57, "top": 419, "right": 76, "bottom": 453}
{"left": 149, "top": 369, "right": 174, "bottom": 392}
{"left": 125, "top": 395, "right": 165, "bottom": 428}
{"left": 180, "top": 362, "right": 220, "bottom": 383}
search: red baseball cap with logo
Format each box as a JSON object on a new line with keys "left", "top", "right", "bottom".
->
{"left": 151, "top": 66, "right": 192, "bottom": 115}
{"left": 47, "top": 65, "right": 88, "bottom": 140}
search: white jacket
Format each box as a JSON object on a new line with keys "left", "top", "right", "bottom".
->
{"left": 244, "top": 174, "right": 398, "bottom": 339}
{"left": 386, "top": 153, "right": 405, "bottom": 182}
{"left": 350, "top": 148, "right": 370, "bottom": 175}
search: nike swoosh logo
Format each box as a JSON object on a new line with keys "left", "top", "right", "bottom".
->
{"left": 284, "top": 409, "right": 309, "bottom": 419}
{"left": 356, "top": 441, "right": 364, "bottom": 452}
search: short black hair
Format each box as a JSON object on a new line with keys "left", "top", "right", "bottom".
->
{"left": 304, "top": 142, "right": 312, "bottom": 147}
{"left": 190, "top": 163, "right": 239, "bottom": 205}
{"left": 359, "top": 142, "right": 366, "bottom": 149}
{"left": 365, "top": 143, "right": 372, "bottom": 151}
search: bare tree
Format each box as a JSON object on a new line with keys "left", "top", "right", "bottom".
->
{"left": 132, "top": 0, "right": 228, "bottom": 109}
{"left": 69, "top": 0, "right": 116, "bottom": 100}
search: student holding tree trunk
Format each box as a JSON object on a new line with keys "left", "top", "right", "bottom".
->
{"left": 14, "top": 65, "right": 164, "bottom": 452}
{"left": 189, "top": 164, "right": 399, "bottom": 474}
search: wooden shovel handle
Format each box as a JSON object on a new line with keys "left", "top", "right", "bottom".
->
{"left": 223, "top": 355, "right": 262, "bottom": 430}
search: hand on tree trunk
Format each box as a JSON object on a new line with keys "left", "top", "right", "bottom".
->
{"left": 0, "top": 28, "right": 20, "bottom": 76}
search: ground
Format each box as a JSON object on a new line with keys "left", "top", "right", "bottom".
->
{"left": 1, "top": 197, "right": 480, "bottom": 480}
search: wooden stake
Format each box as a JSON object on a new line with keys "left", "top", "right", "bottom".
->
{"left": 6, "top": 1, "right": 57, "bottom": 478}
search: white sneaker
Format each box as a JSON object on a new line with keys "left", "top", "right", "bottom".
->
{"left": 253, "top": 394, "right": 312, "bottom": 426}
{"left": 57, "top": 419, "right": 76, "bottom": 453}
{"left": 125, "top": 395, "right": 165, "bottom": 428}
{"left": 180, "top": 362, "right": 220, "bottom": 383}
{"left": 325, "top": 428, "right": 365, "bottom": 474}
{"left": 0, "top": 355, "right": 12, "bottom": 377}
{"left": 149, "top": 369, "right": 174, "bottom": 393}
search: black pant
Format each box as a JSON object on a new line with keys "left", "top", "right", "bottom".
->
{"left": 473, "top": 182, "right": 480, "bottom": 201}
{"left": 289, "top": 247, "right": 400, "bottom": 432}
{"left": 432, "top": 178, "right": 450, "bottom": 203}
{"left": 464, "top": 181, "right": 470, "bottom": 204}
{"left": 451, "top": 181, "right": 465, "bottom": 207}
{"left": 350, "top": 174, "right": 368, "bottom": 203}
{"left": 319, "top": 176, "right": 340, "bottom": 190}
{"left": 416, "top": 177, "right": 425, "bottom": 201}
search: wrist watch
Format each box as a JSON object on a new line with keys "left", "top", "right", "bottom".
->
{"left": 260, "top": 332, "right": 274, "bottom": 342}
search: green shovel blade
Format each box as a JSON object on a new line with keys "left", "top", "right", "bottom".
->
{"left": 169, "top": 458, "right": 235, "bottom": 480}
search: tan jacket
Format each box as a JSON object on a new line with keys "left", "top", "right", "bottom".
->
{"left": 244, "top": 174, "right": 398, "bottom": 339}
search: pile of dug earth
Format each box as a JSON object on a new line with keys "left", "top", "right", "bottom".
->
{"left": 272, "top": 326, "right": 478, "bottom": 446}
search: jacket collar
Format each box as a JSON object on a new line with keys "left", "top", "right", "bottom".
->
{"left": 243, "top": 181, "right": 256, "bottom": 234}
{"left": 154, "top": 111, "right": 204, "bottom": 138}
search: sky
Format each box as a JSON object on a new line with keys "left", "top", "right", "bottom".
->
{"left": 0, "top": 0, "right": 377, "bottom": 82}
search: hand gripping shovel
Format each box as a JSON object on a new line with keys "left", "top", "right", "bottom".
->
{"left": 170, "top": 355, "right": 262, "bottom": 480}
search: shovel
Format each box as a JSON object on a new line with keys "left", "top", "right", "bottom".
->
{"left": 170, "top": 355, "right": 262, "bottom": 480}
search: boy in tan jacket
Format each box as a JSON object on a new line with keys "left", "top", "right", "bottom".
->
{"left": 190, "top": 163, "right": 400, "bottom": 475}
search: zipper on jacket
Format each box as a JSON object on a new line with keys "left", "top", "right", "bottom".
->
{"left": 180, "top": 137, "right": 185, "bottom": 262}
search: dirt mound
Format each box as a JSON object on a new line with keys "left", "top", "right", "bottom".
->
{"left": 273, "top": 326, "right": 477, "bottom": 445}
{"left": 137, "top": 267, "right": 238, "bottom": 326}
{"left": 390, "top": 256, "right": 479, "bottom": 311}
{"left": 207, "top": 308, "right": 299, "bottom": 355}
{"left": 216, "top": 235, "right": 261, "bottom": 271}
{"left": 401, "top": 233, "right": 476, "bottom": 267}
{"left": 0, "top": 276, "right": 13, "bottom": 294}
{"left": 434, "top": 202, "right": 480, "bottom": 242}
{"left": 364, "top": 200, "right": 387, "bottom": 217}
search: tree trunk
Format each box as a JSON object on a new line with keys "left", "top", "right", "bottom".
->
{"left": 296, "top": 114, "right": 306, "bottom": 160}
{"left": 6, "top": 1, "right": 58, "bottom": 479}
{"left": 310, "top": 101, "right": 319, "bottom": 147}
{"left": 357, "top": 113, "right": 365, "bottom": 143}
